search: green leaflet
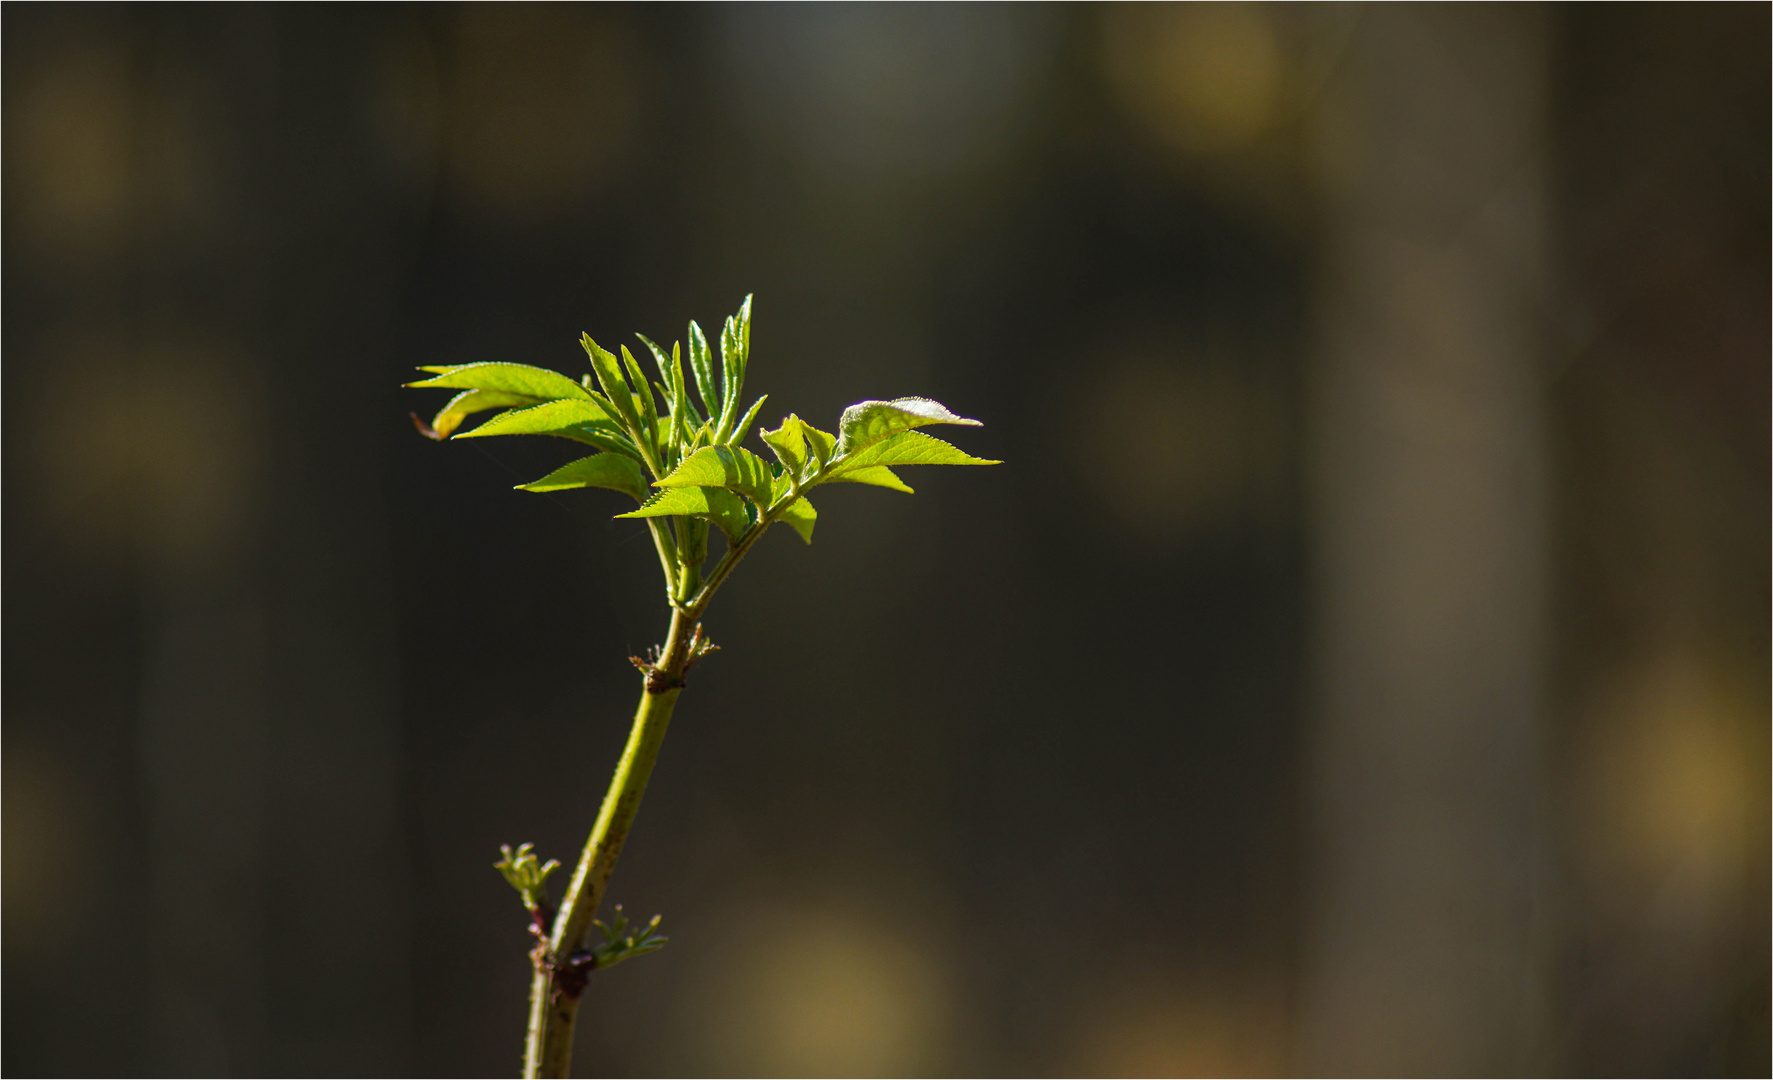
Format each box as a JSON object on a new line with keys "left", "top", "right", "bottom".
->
{"left": 715, "top": 298, "right": 752, "bottom": 438}
{"left": 731, "top": 395, "right": 768, "bottom": 446}
{"left": 635, "top": 334, "right": 674, "bottom": 389}
{"left": 652, "top": 381, "right": 679, "bottom": 459}
{"left": 657, "top": 339, "right": 692, "bottom": 457}
{"left": 655, "top": 445, "right": 777, "bottom": 508}
{"left": 687, "top": 321, "right": 718, "bottom": 419}
{"left": 453, "top": 399, "right": 618, "bottom": 440}
{"left": 763, "top": 474, "right": 817, "bottom": 541}
{"left": 620, "top": 346, "right": 662, "bottom": 451}
{"left": 834, "top": 397, "right": 981, "bottom": 458}
{"left": 828, "top": 429, "right": 1000, "bottom": 474}
{"left": 761, "top": 414, "right": 809, "bottom": 475}
{"left": 581, "top": 334, "right": 643, "bottom": 434}
{"left": 516, "top": 454, "right": 649, "bottom": 502}
{"left": 677, "top": 395, "right": 705, "bottom": 432}
{"left": 567, "top": 426, "right": 643, "bottom": 457}
{"left": 722, "top": 297, "right": 751, "bottom": 392}
{"left": 407, "top": 362, "right": 594, "bottom": 402}
{"left": 776, "top": 495, "right": 816, "bottom": 544}
{"left": 771, "top": 470, "right": 796, "bottom": 504}
{"left": 617, "top": 485, "right": 752, "bottom": 542}
{"left": 762, "top": 414, "right": 839, "bottom": 479}
{"left": 760, "top": 417, "right": 915, "bottom": 489}
{"left": 430, "top": 389, "right": 542, "bottom": 439}
{"left": 802, "top": 421, "right": 837, "bottom": 471}
{"left": 825, "top": 464, "right": 914, "bottom": 493}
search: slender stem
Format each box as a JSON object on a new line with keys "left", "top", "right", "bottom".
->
{"left": 523, "top": 609, "right": 691, "bottom": 1078}
{"left": 643, "top": 519, "right": 680, "bottom": 600}
{"left": 682, "top": 491, "right": 796, "bottom": 619}
{"left": 520, "top": 485, "right": 797, "bottom": 1076}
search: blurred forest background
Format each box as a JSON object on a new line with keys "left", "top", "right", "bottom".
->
{"left": 3, "top": 4, "right": 1766, "bottom": 1077}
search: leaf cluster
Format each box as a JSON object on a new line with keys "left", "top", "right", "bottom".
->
{"left": 408, "top": 296, "right": 997, "bottom": 609}
{"left": 586, "top": 905, "right": 667, "bottom": 970}
{"left": 494, "top": 843, "right": 559, "bottom": 912}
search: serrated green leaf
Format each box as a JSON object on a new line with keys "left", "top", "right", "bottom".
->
{"left": 834, "top": 397, "right": 981, "bottom": 458}
{"left": 516, "top": 454, "right": 649, "bottom": 502}
{"left": 581, "top": 334, "right": 641, "bottom": 432}
{"left": 666, "top": 341, "right": 691, "bottom": 457}
{"left": 408, "top": 362, "right": 594, "bottom": 402}
{"left": 713, "top": 298, "right": 752, "bottom": 439}
{"left": 716, "top": 335, "right": 739, "bottom": 437}
{"left": 649, "top": 366, "right": 678, "bottom": 458}
{"left": 675, "top": 399, "right": 704, "bottom": 436}
{"left": 687, "top": 320, "right": 717, "bottom": 418}
{"left": 827, "top": 464, "right": 914, "bottom": 493}
{"left": 776, "top": 495, "right": 815, "bottom": 544}
{"left": 730, "top": 395, "right": 768, "bottom": 446}
{"left": 828, "top": 429, "right": 1000, "bottom": 474}
{"left": 655, "top": 445, "right": 777, "bottom": 507}
{"left": 719, "top": 320, "right": 740, "bottom": 397}
{"left": 582, "top": 387, "right": 621, "bottom": 420}
{"left": 636, "top": 334, "right": 674, "bottom": 389}
{"left": 617, "top": 485, "right": 752, "bottom": 542}
{"left": 729, "top": 295, "right": 752, "bottom": 393}
{"left": 621, "top": 346, "right": 661, "bottom": 451}
{"left": 560, "top": 425, "right": 643, "bottom": 456}
{"left": 453, "top": 399, "right": 617, "bottom": 440}
{"left": 430, "top": 389, "right": 543, "bottom": 439}
{"left": 761, "top": 415, "right": 809, "bottom": 475}
{"left": 803, "top": 421, "right": 837, "bottom": 472}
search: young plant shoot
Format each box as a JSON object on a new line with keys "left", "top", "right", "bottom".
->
{"left": 409, "top": 296, "right": 997, "bottom": 1078}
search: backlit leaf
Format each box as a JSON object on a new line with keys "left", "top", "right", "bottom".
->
{"left": 834, "top": 397, "right": 980, "bottom": 458}
{"left": 776, "top": 495, "right": 816, "bottom": 544}
{"left": 803, "top": 421, "right": 837, "bottom": 471}
{"left": 825, "top": 464, "right": 914, "bottom": 493}
{"left": 516, "top": 454, "right": 649, "bottom": 502}
{"left": 761, "top": 414, "right": 809, "bottom": 475}
{"left": 687, "top": 320, "right": 718, "bottom": 419}
{"left": 407, "top": 362, "right": 593, "bottom": 402}
{"left": 659, "top": 339, "right": 691, "bottom": 455}
{"left": 828, "top": 429, "right": 999, "bottom": 474}
{"left": 730, "top": 395, "right": 768, "bottom": 446}
{"left": 617, "top": 485, "right": 752, "bottom": 542}
{"left": 635, "top": 334, "right": 675, "bottom": 390}
{"left": 453, "top": 399, "right": 618, "bottom": 440}
{"left": 725, "top": 295, "right": 752, "bottom": 392}
{"left": 714, "top": 297, "right": 752, "bottom": 438}
{"left": 620, "top": 346, "right": 661, "bottom": 451}
{"left": 580, "top": 334, "right": 642, "bottom": 433}
{"left": 655, "top": 445, "right": 777, "bottom": 508}
{"left": 771, "top": 470, "right": 796, "bottom": 503}
{"left": 430, "top": 389, "right": 543, "bottom": 439}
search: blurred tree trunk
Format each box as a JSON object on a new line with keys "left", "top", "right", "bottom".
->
{"left": 1299, "top": 5, "right": 1553, "bottom": 1074}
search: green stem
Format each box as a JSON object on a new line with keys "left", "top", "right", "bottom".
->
{"left": 520, "top": 490, "right": 792, "bottom": 1077}
{"left": 523, "top": 609, "right": 692, "bottom": 1079}
{"left": 643, "top": 519, "right": 680, "bottom": 600}
{"left": 682, "top": 489, "right": 797, "bottom": 619}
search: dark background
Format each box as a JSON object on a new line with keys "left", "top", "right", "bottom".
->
{"left": 4, "top": 4, "right": 1766, "bottom": 1077}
